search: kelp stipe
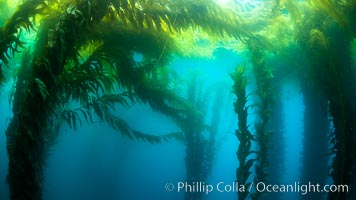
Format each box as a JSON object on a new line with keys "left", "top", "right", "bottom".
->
{"left": 5, "top": 1, "right": 112, "bottom": 199}
{"left": 178, "top": 74, "right": 217, "bottom": 200}
{"left": 231, "top": 63, "right": 255, "bottom": 200}
{"left": 203, "top": 83, "right": 225, "bottom": 183}
{"left": 293, "top": 1, "right": 356, "bottom": 199}
{"left": 248, "top": 38, "right": 275, "bottom": 200}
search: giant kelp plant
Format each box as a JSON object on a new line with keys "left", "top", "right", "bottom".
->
{"left": 248, "top": 38, "right": 275, "bottom": 200}
{"left": 231, "top": 64, "right": 255, "bottom": 200}
{"left": 230, "top": 40, "right": 279, "bottom": 200}
{"left": 202, "top": 83, "right": 225, "bottom": 183}
{"left": 290, "top": 1, "right": 356, "bottom": 199}
{"left": 178, "top": 74, "right": 224, "bottom": 200}
{"left": 180, "top": 75, "right": 207, "bottom": 200}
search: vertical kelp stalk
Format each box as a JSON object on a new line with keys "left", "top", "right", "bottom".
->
{"left": 180, "top": 76, "right": 224, "bottom": 200}
{"left": 181, "top": 75, "right": 208, "bottom": 200}
{"left": 5, "top": 1, "right": 109, "bottom": 199}
{"left": 294, "top": 2, "right": 356, "bottom": 198}
{"left": 295, "top": 1, "right": 356, "bottom": 198}
{"left": 326, "top": 30, "right": 356, "bottom": 200}
{"left": 326, "top": 4, "right": 356, "bottom": 194}
{"left": 300, "top": 84, "right": 329, "bottom": 200}
{"left": 202, "top": 85, "right": 224, "bottom": 180}
{"left": 295, "top": 12, "right": 330, "bottom": 199}
{"left": 266, "top": 86, "right": 284, "bottom": 194}
{"left": 326, "top": 67, "right": 352, "bottom": 200}
{"left": 263, "top": 63, "right": 286, "bottom": 192}
{"left": 297, "top": 27, "right": 344, "bottom": 200}
{"left": 248, "top": 39, "right": 274, "bottom": 200}
{"left": 183, "top": 115, "right": 205, "bottom": 200}
{"left": 231, "top": 64, "right": 255, "bottom": 200}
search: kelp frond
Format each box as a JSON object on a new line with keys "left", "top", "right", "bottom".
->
{"left": 308, "top": 28, "right": 329, "bottom": 52}
{"left": 52, "top": 92, "right": 182, "bottom": 144}
{"left": 308, "top": 0, "right": 349, "bottom": 28}
{"left": 0, "top": 0, "right": 49, "bottom": 81}
{"left": 110, "top": 0, "right": 260, "bottom": 40}
{"left": 57, "top": 49, "right": 118, "bottom": 106}
{"left": 231, "top": 64, "right": 248, "bottom": 114}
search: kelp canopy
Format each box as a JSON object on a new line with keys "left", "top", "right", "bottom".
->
{"left": 1, "top": 0, "right": 356, "bottom": 200}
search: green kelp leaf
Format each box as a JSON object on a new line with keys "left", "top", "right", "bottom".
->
{"left": 107, "top": 114, "right": 183, "bottom": 143}
{"left": 76, "top": 107, "right": 91, "bottom": 125}
{"left": 34, "top": 78, "right": 49, "bottom": 100}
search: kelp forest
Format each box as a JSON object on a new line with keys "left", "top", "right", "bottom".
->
{"left": 0, "top": 0, "right": 356, "bottom": 200}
